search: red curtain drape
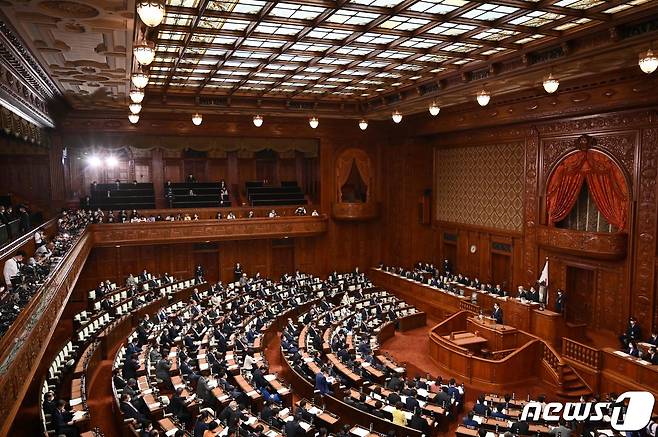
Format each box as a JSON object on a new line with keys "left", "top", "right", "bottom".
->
{"left": 584, "top": 151, "right": 628, "bottom": 230}
{"left": 546, "top": 150, "right": 629, "bottom": 230}
{"left": 546, "top": 151, "right": 587, "bottom": 225}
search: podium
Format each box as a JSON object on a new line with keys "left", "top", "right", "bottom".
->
{"left": 467, "top": 316, "right": 519, "bottom": 350}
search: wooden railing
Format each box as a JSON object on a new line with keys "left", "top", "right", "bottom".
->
{"left": 562, "top": 337, "right": 602, "bottom": 370}
{"left": 0, "top": 217, "right": 58, "bottom": 266}
{"left": 459, "top": 300, "right": 480, "bottom": 313}
{"left": 90, "top": 214, "right": 328, "bottom": 246}
{"left": 0, "top": 230, "right": 92, "bottom": 436}
{"left": 541, "top": 340, "right": 565, "bottom": 387}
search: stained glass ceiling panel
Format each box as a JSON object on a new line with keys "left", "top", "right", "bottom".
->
{"left": 149, "top": 0, "right": 648, "bottom": 100}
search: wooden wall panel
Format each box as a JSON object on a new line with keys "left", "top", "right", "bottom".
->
{"left": 418, "top": 110, "right": 658, "bottom": 335}
{"left": 0, "top": 149, "right": 51, "bottom": 204}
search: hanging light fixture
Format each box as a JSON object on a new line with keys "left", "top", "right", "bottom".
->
{"left": 392, "top": 110, "right": 402, "bottom": 123}
{"left": 542, "top": 73, "right": 560, "bottom": 94}
{"left": 429, "top": 101, "right": 440, "bottom": 116}
{"left": 639, "top": 49, "right": 658, "bottom": 74}
{"left": 129, "top": 89, "right": 144, "bottom": 104}
{"left": 129, "top": 103, "right": 142, "bottom": 114}
{"left": 137, "top": 1, "right": 166, "bottom": 27}
{"left": 128, "top": 114, "right": 140, "bottom": 124}
{"left": 192, "top": 113, "right": 203, "bottom": 126}
{"left": 253, "top": 115, "right": 263, "bottom": 127}
{"left": 133, "top": 40, "right": 156, "bottom": 66}
{"left": 476, "top": 90, "right": 491, "bottom": 107}
{"left": 309, "top": 117, "right": 319, "bottom": 129}
{"left": 131, "top": 69, "right": 149, "bottom": 89}
{"left": 359, "top": 119, "right": 368, "bottom": 130}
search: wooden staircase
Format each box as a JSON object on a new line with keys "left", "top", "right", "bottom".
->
{"left": 556, "top": 365, "right": 592, "bottom": 399}
{"left": 541, "top": 341, "right": 593, "bottom": 400}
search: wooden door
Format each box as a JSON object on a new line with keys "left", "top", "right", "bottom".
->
{"left": 193, "top": 250, "right": 219, "bottom": 283}
{"left": 491, "top": 253, "right": 511, "bottom": 290}
{"left": 256, "top": 158, "right": 277, "bottom": 185}
{"left": 566, "top": 266, "right": 595, "bottom": 326}
{"left": 271, "top": 243, "right": 294, "bottom": 280}
{"left": 443, "top": 243, "right": 457, "bottom": 272}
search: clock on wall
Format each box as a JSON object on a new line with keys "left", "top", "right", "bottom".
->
{"left": 470, "top": 244, "right": 477, "bottom": 253}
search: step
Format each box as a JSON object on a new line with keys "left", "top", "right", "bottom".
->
{"left": 556, "top": 388, "right": 592, "bottom": 398}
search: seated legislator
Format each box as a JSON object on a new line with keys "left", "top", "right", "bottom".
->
{"left": 492, "top": 302, "right": 504, "bottom": 324}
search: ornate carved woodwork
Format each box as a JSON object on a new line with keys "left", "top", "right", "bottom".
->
{"left": 0, "top": 18, "right": 57, "bottom": 128}
{"left": 0, "top": 231, "right": 92, "bottom": 437}
{"left": 429, "top": 109, "right": 658, "bottom": 334}
{"left": 331, "top": 202, "right": 380, "bottom": 221}
{"left": 536, "top": 225, "right": 628, "bottom": 260}
{"left": 91, "top": 216, "right": 329, "bottom": 246}
{"left": 332, "top": 147, "right": 379, "bottom": 221}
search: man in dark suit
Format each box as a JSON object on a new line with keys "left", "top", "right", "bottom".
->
{"left": 647, "top": 332, "right": 658, "bottom": 347}
{"left": 408, "top": 410, "right": 430, "bottom": 435}
{"left": 646, "top": 347, "right": 658, "bottom": 365}
{"left": 436, "top": 386, "right": 451, "bottom": 407}
{"left": 285, "top": 417, "right": 305, "bottom": 437}
{"left": 492, "top": 303, "right": 504, "bottom": 324}
{"left": 463, "top": 412, "right": 479, "bottom": 428}
{"left": 473, "top": 395, "right": 491, "bottom": 416}
{"left": 527, "top": 287, "right": 539, "bottom": 303}
{"left": 167, "top": 387, "right": 192, "bottom": 427}
{"left": 387, "top": 390, "right": 401, "bottom": 405}
{"left": 491, "top": 405, "right": 509, "bottom": 420}
{"left": 315, "top": 370, "right": 331, "bottom": 395}
{"left": 219, "top": 401, "right": 242, "bottom": 428}
{"left": 510, "top": 419, "right": 530, "bottom": 435}
{"left": 52, "top": 400, "right": 80, "bottom": 437}
{"left": 252, "top": 367, "right": 269, "bottom": 389}
{"left": 234, "top": 263, "right": 243, "bottom": 282}
{"left": 555, "top": 289, "right": 565, "bottom": 314}
{"left": 619, "top": 318, "right": 642, "bottom": 348}
{"left": 120, "top": 394, "right": 149, "bottom": 427}
{"left": 405, "top": 391, "right": 420, "bottom": 411}
{"left": 42, "top": 391, "right": 58, "bottom": 417}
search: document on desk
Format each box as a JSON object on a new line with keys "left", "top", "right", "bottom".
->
{"left": 351, "top": 427, "right": 369, "bottom": 437}
{"left": 70, "top": 398, "right": 82, "bottom": 406}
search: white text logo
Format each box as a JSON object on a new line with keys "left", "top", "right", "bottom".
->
{"left": 520, "top": 391, "right": 654, "bottom": 431}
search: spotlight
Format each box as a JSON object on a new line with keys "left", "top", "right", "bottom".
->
{"left": 106, "top": 156, "right": 119, "bottom": 168}
{"left": 88, "top": 156, "right": 102, "bottom": 167}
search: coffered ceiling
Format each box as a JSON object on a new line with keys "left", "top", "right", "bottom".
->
{"left": 1, "top": 0, "right": 658, "bottom": 119}
{"left": 0, "top": 0, "right": 134, "bottom": 110}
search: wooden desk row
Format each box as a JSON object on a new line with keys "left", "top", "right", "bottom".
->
{"left": 370, "top": 268, "right": 568, "bottom": 346}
